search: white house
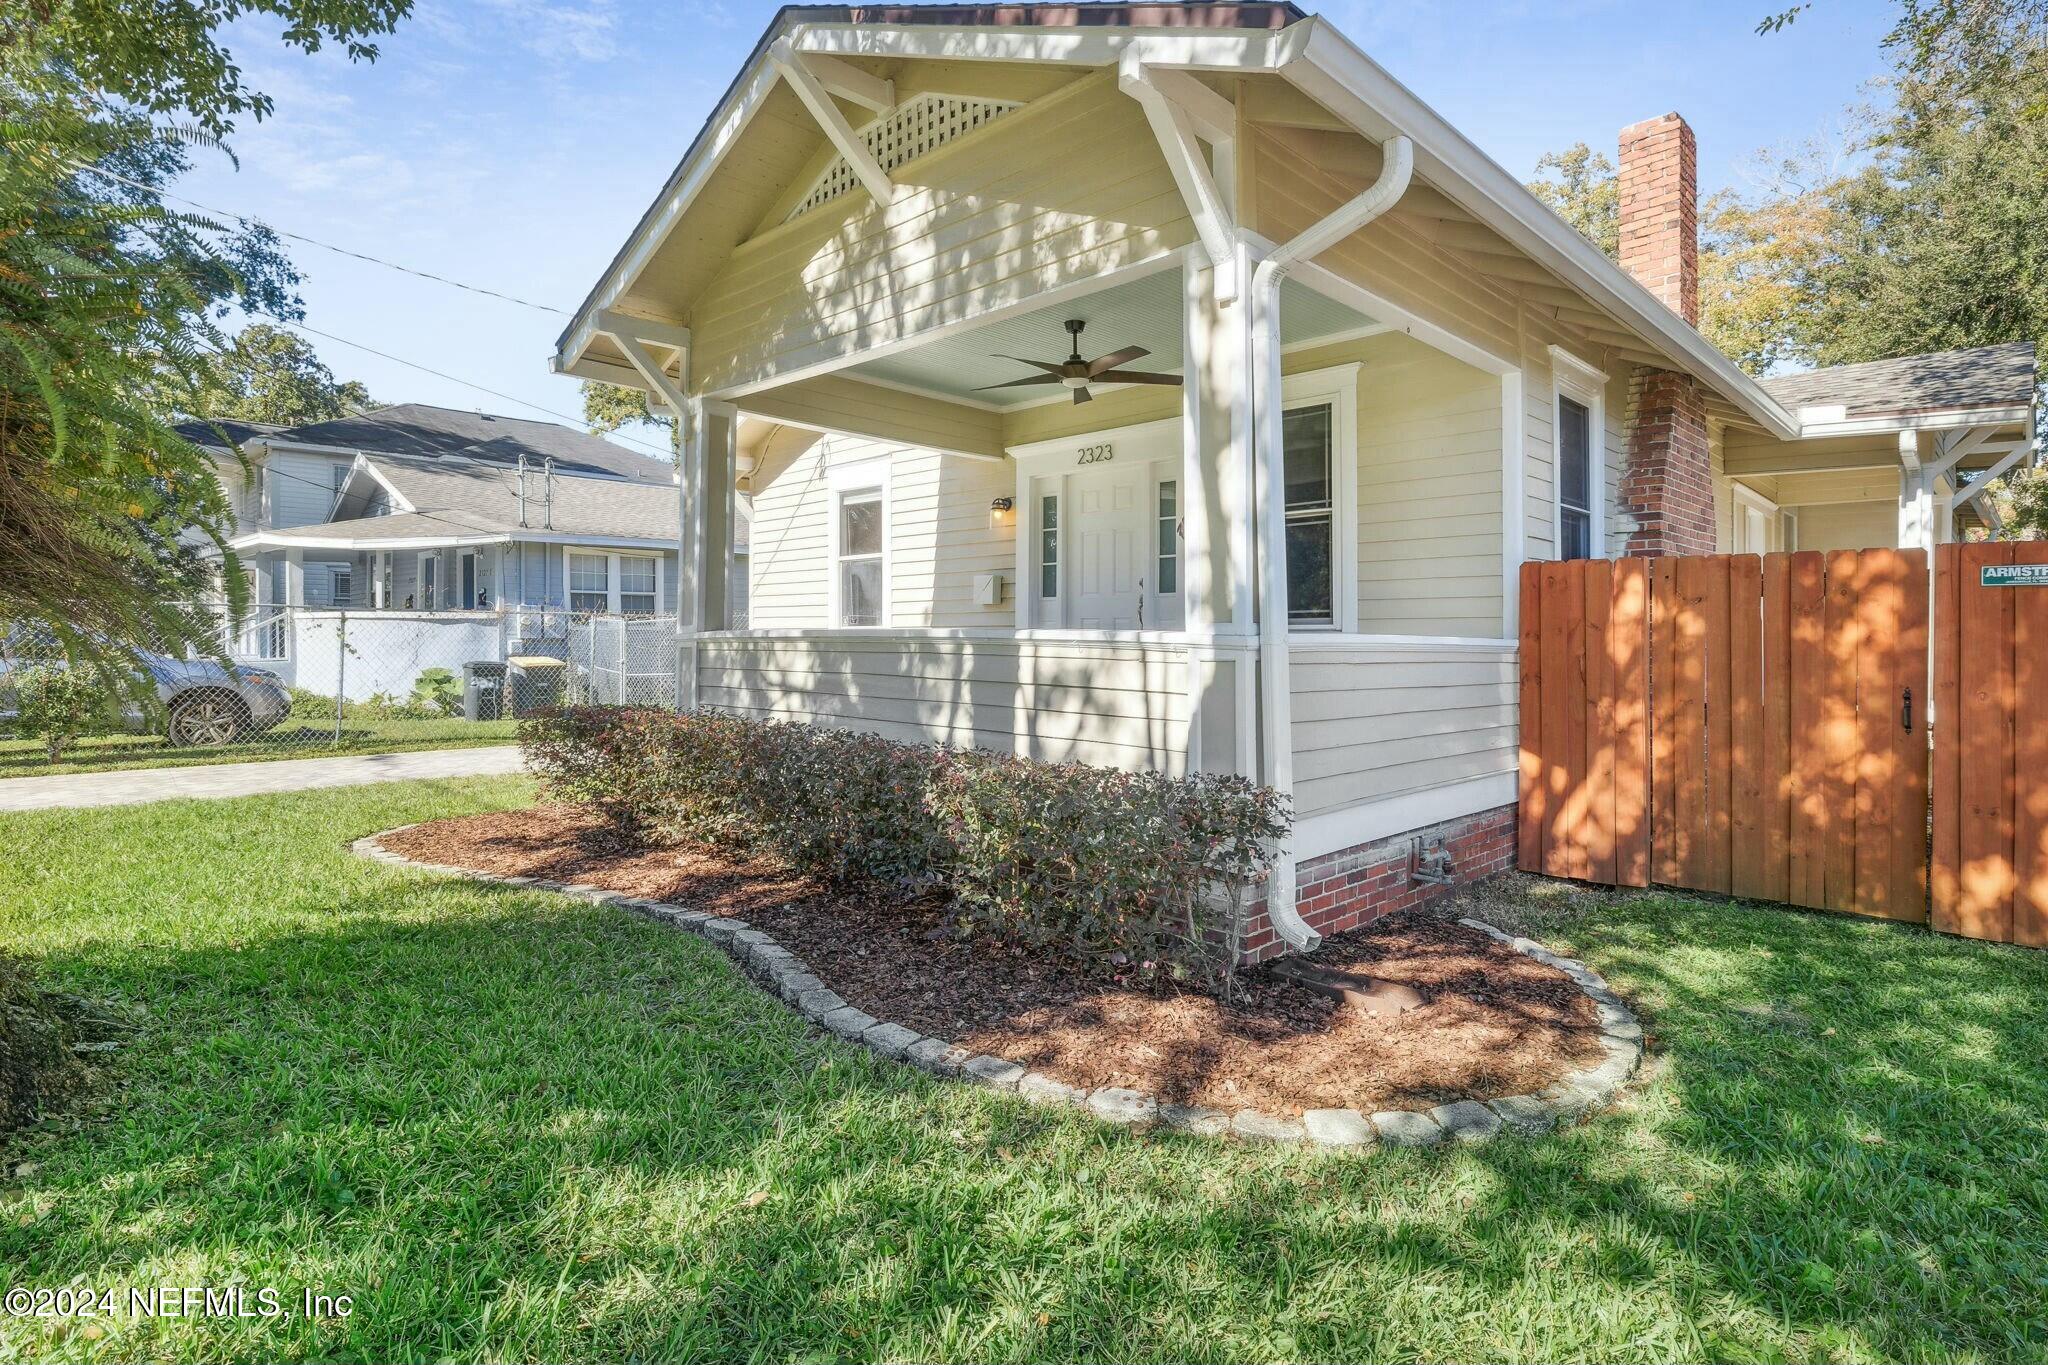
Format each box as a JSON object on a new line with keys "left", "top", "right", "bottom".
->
{"left": 550, "top": 2, "right": 2038, "bottom": 958}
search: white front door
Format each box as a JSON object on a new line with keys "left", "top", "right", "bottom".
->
{"left": 1068, "top": 463, "right": 1146, "bottom": 629}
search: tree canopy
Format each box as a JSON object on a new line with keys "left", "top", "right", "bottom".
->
{"left": 0, "top": 0, "right": 410, "bottom": 667}
{"left": 177, "top": 324, "right": 377, "bottom": 427}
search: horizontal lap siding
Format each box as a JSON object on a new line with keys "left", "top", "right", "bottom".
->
{"left": 691, "top": 73, "right": 1193, "bottom": 394}
{"left": 697, "top": 638, "right": 1189, "bottom": 773}
{"left": 1353, "top": 337, "right": 1504, "bottom": 637}
{"left": 1289, "top": 646, "right": 1518, "bottom": 819}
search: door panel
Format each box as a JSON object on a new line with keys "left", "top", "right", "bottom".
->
{"left": 1069, "top": 467, "right": 1144, "bottom": 629}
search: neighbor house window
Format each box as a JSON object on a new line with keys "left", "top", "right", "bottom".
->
{"left": 835, "top": 490, "right": 885, "bottom": 626}
{"left": 418, "top": 552, "right": 439, "bottom": 610}
{"left": 1283, "top": 404, "right": 1336, "bottom": 627}
{"left": 1156, "top": 479, "right": 1179, "bottom": 595}
{"left": 1558, "top": 394, "right": 1594, "bottom": 560}
{"left": 569, "top": 552, "right": 609, "bottom": 613}
{"left": 1039, "top": 493, "right": 1059, "bottom": 600}
{"left": 618, "top": 556, "right": 657, "bottom": 615}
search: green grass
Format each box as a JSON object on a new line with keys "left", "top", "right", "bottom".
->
{"left": 4, "top": 781, "right": 2047, "bottom": 1362}
{"left": 0, "top": 717, "right": 517, "bottom": 779}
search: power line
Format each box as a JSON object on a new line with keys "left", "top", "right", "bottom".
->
{"left": 69, "top": 159, "right": 570, "bottom": 315}
{"left": 274, "top": 319, "right": 676, "bottom": 461}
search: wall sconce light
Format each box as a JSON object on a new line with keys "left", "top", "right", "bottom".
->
{"left": 989, "top": 495, "right": 1015, "bottom": 530}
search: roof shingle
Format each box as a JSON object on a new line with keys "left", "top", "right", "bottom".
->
{"left": 1760, "top": 341, "right": 2037, "bottom": 420}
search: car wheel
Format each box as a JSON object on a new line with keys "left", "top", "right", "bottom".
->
{"left": 169, "top": 693, "right": 250, "bottom": 747}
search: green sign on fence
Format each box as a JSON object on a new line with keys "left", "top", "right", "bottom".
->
{"left": 1981, "top": 564, "right": 2048, "bottom": 587}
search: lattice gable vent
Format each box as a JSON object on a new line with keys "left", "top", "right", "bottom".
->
{"left": 785, "top": 93, "right": 1020, "bottom": 222}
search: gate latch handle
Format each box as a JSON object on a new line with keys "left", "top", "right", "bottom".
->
{"left": 1903, "top": 687, "right": 1913, "bottom": 732}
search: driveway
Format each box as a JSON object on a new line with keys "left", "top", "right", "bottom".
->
{"left": 0, "top": 745, "right": 526, "bottom": 812}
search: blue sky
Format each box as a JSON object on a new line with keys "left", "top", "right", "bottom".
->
{"left": 179, "top": 0, "right": 1905, "bottom": 453}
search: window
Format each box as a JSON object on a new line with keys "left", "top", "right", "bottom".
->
{"left": 1558, "top": 395, "right": 1594, "bottom": 560}
{"left": 1156, "top": 479, "right": 1178, "bottom": 595}
{"left": 418, "top": 553, "right": 438, "bottom": 610}
{"left": 569, "top": 552, "right": 609, "bottom": 613}
{"left": 617, "top": 556, "right": 657, "bottom": 615}
{"left": 1283, "top": 404, "right": 1336, "bottom": 627}
{"left": 1039, "top": 493, "right": 1059, "bottom": 600}
{"left": 836, "top": 490, "right": 884, "bottom": 626}
{"left": 330, "top": 568, "right": 352, "bottom": 608}
{"left": 331, "top": 462, "right": 349, "bottom": 497}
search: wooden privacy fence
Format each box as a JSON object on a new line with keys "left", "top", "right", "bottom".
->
{"left": 1933, "top": 541, "right": 2048, "bottom": 947}
{"left": 1518, "top": 550, "right": 1929, "bottom": 923}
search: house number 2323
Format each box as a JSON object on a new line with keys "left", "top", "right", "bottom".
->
{"left": 1075, "top": 443, "right": 1114, "bottom": 465}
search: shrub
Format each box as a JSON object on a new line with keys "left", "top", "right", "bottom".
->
{"left": 13, "top": 664, "right": 110, "bottom": 763}
{"left": 521, "top": 707, "right": 1290, "bottom": 992}
{"left": 410, "top": 666, "right": 461, "bottom": 717}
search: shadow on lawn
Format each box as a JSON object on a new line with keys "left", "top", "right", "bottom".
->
{"left": 10, "top": 878, "right": 2048, "bottom": 1358}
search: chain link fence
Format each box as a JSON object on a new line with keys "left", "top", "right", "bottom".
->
{"left": 1, "top": 604, "right": 679, "bottom": 775}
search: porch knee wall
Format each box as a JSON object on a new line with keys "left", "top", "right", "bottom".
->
{"left": 1238, "top": 803, "right": 1519, "bottom": 963}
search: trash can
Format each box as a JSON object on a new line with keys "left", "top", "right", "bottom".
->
{"left": 506, "top": 654, "right": 567, "bottom": 715}
{"left": 462, "top": 660, "right": 506, "bottom": 722}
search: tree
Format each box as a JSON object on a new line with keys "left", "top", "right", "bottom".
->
{"left": 179, "top": 324, "right": 376, "bottom": 426}
{"left": 0, "top": 0, "right": 410, "bottom": 674}
{"left": 1527, "top": 143, "right": 1618, "bottom": 259}
{"left": 581, "top": 380, "right": 674, "bottom": 442}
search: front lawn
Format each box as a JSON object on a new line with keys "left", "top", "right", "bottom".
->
{"left": 0, "top": 716, "right": 518, "bottom": 779}
{"left": 3, "top": 780, "right": 2046, "bottom": 1361}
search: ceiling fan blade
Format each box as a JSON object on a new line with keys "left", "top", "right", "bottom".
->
{"left": 974, "top": 375, "right": 1065, "bottom": 391}
{"left": 1090, "top": 369, "right": 1182, "bottom": 386}
{"left": 1072, "top": 386, "right": 1093, "bottom": 405}
{"left": 1086, "top": 345, "right": 1150, "bottom": 377}
{"left": 993, "top": 354, "right": 1069, "bottom": 376}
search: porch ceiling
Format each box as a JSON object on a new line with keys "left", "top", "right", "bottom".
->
{"left": 844, "top": 270, "right": 1375, "bottom": 408}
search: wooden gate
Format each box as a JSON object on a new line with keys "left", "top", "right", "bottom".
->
{"left": 1933, "top": 542, "right": 2048, "bottom": 947}
{"left": 1518, "top": 550, "right": 1929, "bottom": 921}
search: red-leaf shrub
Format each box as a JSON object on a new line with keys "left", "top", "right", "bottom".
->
{"left": 521, "top": 707, "right": 1292, "bottom": 992}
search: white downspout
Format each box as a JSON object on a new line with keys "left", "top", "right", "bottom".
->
{"left": 1249, "top": 133, "right": 1414, "bottom": 953}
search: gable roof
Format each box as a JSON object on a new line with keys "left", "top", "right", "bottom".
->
{"left": 180, "top": 403, "right": 674, "bottom": 484}
{"left": 555, "top": 3, "right": 1803, "bottom": 437}
{"left": 1759, "top": 341, "right": 2038, "bottom": 421}
{"left": 237, "top": 450, "right": 681, "bottom": 549}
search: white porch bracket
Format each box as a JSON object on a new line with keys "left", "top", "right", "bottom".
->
{"left": 1244, "top": 132, "right": 1415, "bottom": 954}
{"left": 768, "top": 37, "right": 899, "bottom": 208}
{"left": 1953, "top": 441, "right": 2032, "bottom": 513}
{"left": 1120, "top": 53, "right": 1240, "bottom": 300}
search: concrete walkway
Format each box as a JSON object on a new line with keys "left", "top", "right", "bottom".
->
{"left": 0, "top": 745, "right": 526, "bottom": 812}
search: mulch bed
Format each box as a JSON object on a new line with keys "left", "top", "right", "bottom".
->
{"left": 384, "top": 806, "right": 1609, "bottom": 1116}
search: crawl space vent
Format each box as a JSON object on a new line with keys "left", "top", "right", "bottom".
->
{"left": 785, "top": 93, "right": 1019, "bottom": 222}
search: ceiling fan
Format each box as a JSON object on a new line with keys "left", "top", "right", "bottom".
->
{"left": 976, "top": 319, "right": 1181, "bottom": 405}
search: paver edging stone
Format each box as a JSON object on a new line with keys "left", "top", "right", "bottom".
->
{"left": 352, "top": 831, "right": 1643, "bottom": 1147}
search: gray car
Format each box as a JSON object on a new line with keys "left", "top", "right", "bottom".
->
{"left": 0, "top": 640, "right": 292, "bottom": 747}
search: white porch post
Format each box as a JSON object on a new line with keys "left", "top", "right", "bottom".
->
{"left": 674, "top": 397, "right": 706, "bottom": 711}
{"left": 1899, "top": 430, "right": 1936, "bottom": 553}
{"left": 1181, "top": 253, "right": 1259, "bottom": 779}
{"left": 280, "top": 547, "right": 305, "bottom": 607}
{"left": 701, "top": 402, "right": 736, "bottom": 633}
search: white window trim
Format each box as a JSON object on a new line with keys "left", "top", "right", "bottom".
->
{"left": 1549, "top": 346, "right": 1607, "bottom": 561}
{"left": 562, "top": 546, "right": 666, "bottom": 614}
{"left": 826, "top": 457, "right": 891, "bottom": 628}
{"left": 1730, "top": 481, "right": 1782, "bottom": 555}
{"left": 1281, "top": 361, "right": 1362, "bottom": 635}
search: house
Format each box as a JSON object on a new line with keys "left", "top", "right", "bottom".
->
{"left": 549, "top": 2, "right": 2039, "bottom": 959}
{"left": 181, "top": 403, "right": 696, "bottom": 614}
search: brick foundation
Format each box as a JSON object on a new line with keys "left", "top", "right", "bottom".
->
{"left": 1240, "top": 803, "right": 1519, "bottom": 963}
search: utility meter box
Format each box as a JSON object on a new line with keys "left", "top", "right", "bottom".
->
{"left": 973, "top": 572, "right": 1007, "bottom": 607}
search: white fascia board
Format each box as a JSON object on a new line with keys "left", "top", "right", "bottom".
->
{"left": 790, "top": 22, "right": 1302, "bottom": 71}
{"left": 505, "top": 532, "right": 685, "bottom": 550}
{"left": 1793, "top": 405, "right": 2033, "bottom": 439}
{"left": 235, "top": 531, "right": 511, "bottom": 552}
{"left": 1283, "top": 18, "right": 1801, "bottom": 439}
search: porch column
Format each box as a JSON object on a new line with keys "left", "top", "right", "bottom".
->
{"left": 280, "top": 547, "right": 305, "bottom": 608}
{"left": 1181, "top": 253, "right": 1259, "bottom": 778}
{"left": 701, "top": 402, "right": 736, "bottom": 632}
{"left": 674, "top": 398, "right": 706, "bottom": 712}
{"left": 1899, "top": 430, "right": 1936, "bottom": 553}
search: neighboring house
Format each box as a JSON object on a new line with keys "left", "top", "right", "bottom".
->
{"left": 549, "top": 3, "right": 2039, "bottom": 958}
{"left": 180, "top": 403, "right": 713, "bottom": 615}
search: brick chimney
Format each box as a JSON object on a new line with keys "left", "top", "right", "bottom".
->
{"left": 1615, "top": 112, "right": 1714, "bottom": 557}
